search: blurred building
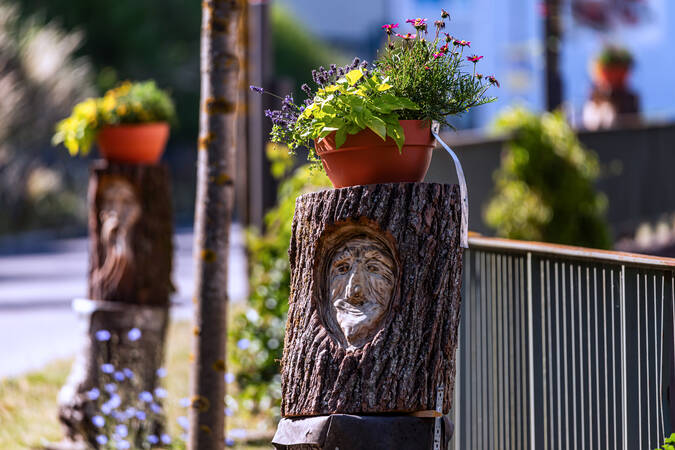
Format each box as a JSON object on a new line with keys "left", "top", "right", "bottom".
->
{"left": 276, "top": 0, "right": 674, "bottom": 129}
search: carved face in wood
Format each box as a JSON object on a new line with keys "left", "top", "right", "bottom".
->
{"left": 328, "top": 235, "right": 397, "bottom": 348}
{"left": 94, "top": 179, "right": 141, "bottom": 290}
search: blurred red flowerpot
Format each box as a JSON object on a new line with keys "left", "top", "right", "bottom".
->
{"left": 594, "top": 62, "right": 630, "bottom": 90}
{"left": 315, "top": 120, "right": 434, "bottom": 188}
{"left": 97, "top": 122, "right": 169, "bottom": 164}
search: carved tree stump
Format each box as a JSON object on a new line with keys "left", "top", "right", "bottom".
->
{"left": 281, "top": 183, "right": 463, "bottom": 417}
{"left": 58, "top": 161, "right": 174, "bottom": 446}
{"left": 87, "top": 161, "right": 173, "bottom": 304}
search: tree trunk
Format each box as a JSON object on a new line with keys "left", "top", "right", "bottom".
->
{"left": 190, "top": 0, "right": 241, "bottom": 448}
{"left": 545, "top": 0, "right": 563, "bottom": 111}
{"left": 281, "top": 183, "right": 463, "bottom": 417}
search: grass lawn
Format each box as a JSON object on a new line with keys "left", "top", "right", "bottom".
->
{"left": 0, "top": 321, "right": 273, "bottom": 449}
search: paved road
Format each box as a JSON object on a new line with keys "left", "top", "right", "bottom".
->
{"left": 0, "top": 226, "right": 247, "bottom": 378}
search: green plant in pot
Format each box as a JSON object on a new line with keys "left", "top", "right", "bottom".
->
{"left": 53, "top": 80, "right": 176, "bottom": 164}
{"left": 252, "top": 10, "right": 498, "bottom": 188}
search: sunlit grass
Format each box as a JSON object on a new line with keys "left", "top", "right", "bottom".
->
{"left": 0, "top": 320, "right": 272, "bottom": 449}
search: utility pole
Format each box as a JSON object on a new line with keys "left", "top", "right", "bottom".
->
{"left": 544, "top": 0, "right": 563, "bottom": 111}
{"left": 190, "top": 0, "right": 243, "bottom": 448}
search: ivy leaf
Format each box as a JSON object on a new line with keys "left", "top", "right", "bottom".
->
{"left": 335, "top": 128, "right": 347, "bottom": 149}
{"left": 345, "top": 69, "right": 364, "bottom": 86}
{"left": 366, "top": 116, "right": 387, "bottom": 141}
{"left": 386, "top": 121, "right": 405, "bottom": 152}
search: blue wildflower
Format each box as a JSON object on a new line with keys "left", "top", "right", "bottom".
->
{"left": 101, "top": 363, "right": 114, "bottom": 374}
{"left": 154, "top": 387, "right": 168, "bottom": 399}
{"left": 225, "top": 437, "right": 235, "bottom": 447}
{"left": 147, "top": 435, "right": 159, "bottom": 445}
{"left": 225, "top": 373, "right": 235, "bottom": 384}
{"left": 96, "top": 435, "right": 108, "bottom": 445}
{"left": 92, "top": 415, "right": 105, "bottom": 428}
{"left": 179, "top": 397, "right": 191, "bottom": 408}
{"left": 116, "top": 439, "right": 130, "bottom": 449}
{"left": 150, "top": 403, "right": 162, "bottom": 414}
{"left": 115, "top": 424, "right": 128, "bottom": 438}
{"left": 139, "top": 391, "right": 153, "bottom": 403}
{"left": 237, "top": 338, "right": 250, "bottom": 350}
{"left": 123, "top": 368, "right": 134, "bottom": 379}
{"left": 177, "top": 416, "right": 189, "bottom": 429}
{"left": 156, "top": 367, "right": 167, "bottom": 378}
{"left": 127, "top": 328, "right": 142, "bottom": 341}
{"left": 135, "top": 410, "right": 147, "bottom": 421}
{"left": 105, "top": 383, "right": 116, "bottom": 393}
{"left": 95, "top": 330, "right": 111, "bottom": 341}
{"left": 161, "top": 434, "right": 172, "bottom": 444}
{"left": 114, "top": 371, "right": 125, "bottom": 382}
{"left": 86, "top": 388, "right": 100, "bottom": 400}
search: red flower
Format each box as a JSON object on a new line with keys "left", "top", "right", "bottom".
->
{"left": 433, "top": 52, "right": 442, "bottom": 59}
{"left": 441, "top": 9, "right": 450, "bottom": 19}
{"left": 487, "top": 75, "right": 500, "bottom": 87}
{"left": 406, "top": 18, "right": 428, "bottom": 31}
{"left": 396, "top": 33, "right": 417, "bottom": 40}
{"left": 381, "top": 23, "right": 399, "bottom": 35}
{"left": 454, "top": 39, "right": 471, "bottom": 47}
{"left": 424, "top": 65, "right": 430, "bottom": 71}
{"left": 467, "top": 55, "right": 484, "bottom": 63}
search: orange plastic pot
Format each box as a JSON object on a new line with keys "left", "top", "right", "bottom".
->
{"left": 315, "top": 120, "right": 434, "bottom": 188}
{"left": 593, "top": 63, "right": 630, "bottom": 90}
{"left": 97, "top": 122, "right": 169, "bottom": 164}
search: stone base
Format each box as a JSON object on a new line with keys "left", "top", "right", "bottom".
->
{"left": 272, "top": 414, "right": 453, "bottom": 450}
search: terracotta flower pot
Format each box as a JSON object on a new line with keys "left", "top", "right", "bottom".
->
{"left": 315, "top": 120, "right": 434, "bottom": 188}
{"left": 97, "top": 122, "right": 170, "bottom": 164}
{"left": 593, "top": 63, "right": 630, "bottom": 90}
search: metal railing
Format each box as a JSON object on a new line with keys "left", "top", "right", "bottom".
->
{"left": 450, "top": 236, "right": 675, "bottom": 450}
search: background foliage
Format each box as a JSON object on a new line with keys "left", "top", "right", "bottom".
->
{"left": 228, "top": 149, "right": 330, "bottom": 417}
{"left": 485, "top": 107, "right": 611, "bottom": 249}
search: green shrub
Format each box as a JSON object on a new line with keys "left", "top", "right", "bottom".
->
{"left": 485, "top": 107, "right": 611, "bottom": 249}
{"left": 228, "top": 148, "right": 330, "bottom": 418}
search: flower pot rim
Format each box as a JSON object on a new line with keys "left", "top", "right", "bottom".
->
{"left": 316, "top": 119, "right": 433, "bottom": 155}
{"left": 100, "top": 121, "right": 170, "bottom": 129}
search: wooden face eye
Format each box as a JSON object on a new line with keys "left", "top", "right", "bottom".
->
{"left": 334, "top": 261, "right": 350, "bottom": 275}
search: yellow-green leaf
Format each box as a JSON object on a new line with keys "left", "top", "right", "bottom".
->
{"left": 324, "top": 85, "right": 340, "bottom": 93}
{"left": 346, "top": 69, "right": 364, "bottom": 86}
{"left": 377, "top": 83, "right": 392, "bottom": 91}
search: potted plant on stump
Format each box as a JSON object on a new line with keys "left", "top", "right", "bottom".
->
{"left": 252, "top": 12, "right": 498, "bottom": 188}
{"left": 593, "top": 45, "right": 634, "bottom": 91}
{"left": 53, "top": 80, "right": 175, "bottom": 164}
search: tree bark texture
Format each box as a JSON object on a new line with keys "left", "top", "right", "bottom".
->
{"left": 190, "top": 0, "right": 242, "bottom": 448}
{"left": 281, "top": 183, "right": 463, "bottom": 417}
{"left": 87, "top": 161, "right": 173, "bottom": 305}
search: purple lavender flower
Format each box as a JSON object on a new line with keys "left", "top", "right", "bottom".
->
{"left": 350, "top": 57, "right": 361, "bottom": 69}
{"left": 301, "top": 83, "right": 312, "bottom": 96}
{"left": 249, "top": 85, "right": 264, "bottom": 94}
{"left": 360, "top": 61, "right": 369, "bottom": 70}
